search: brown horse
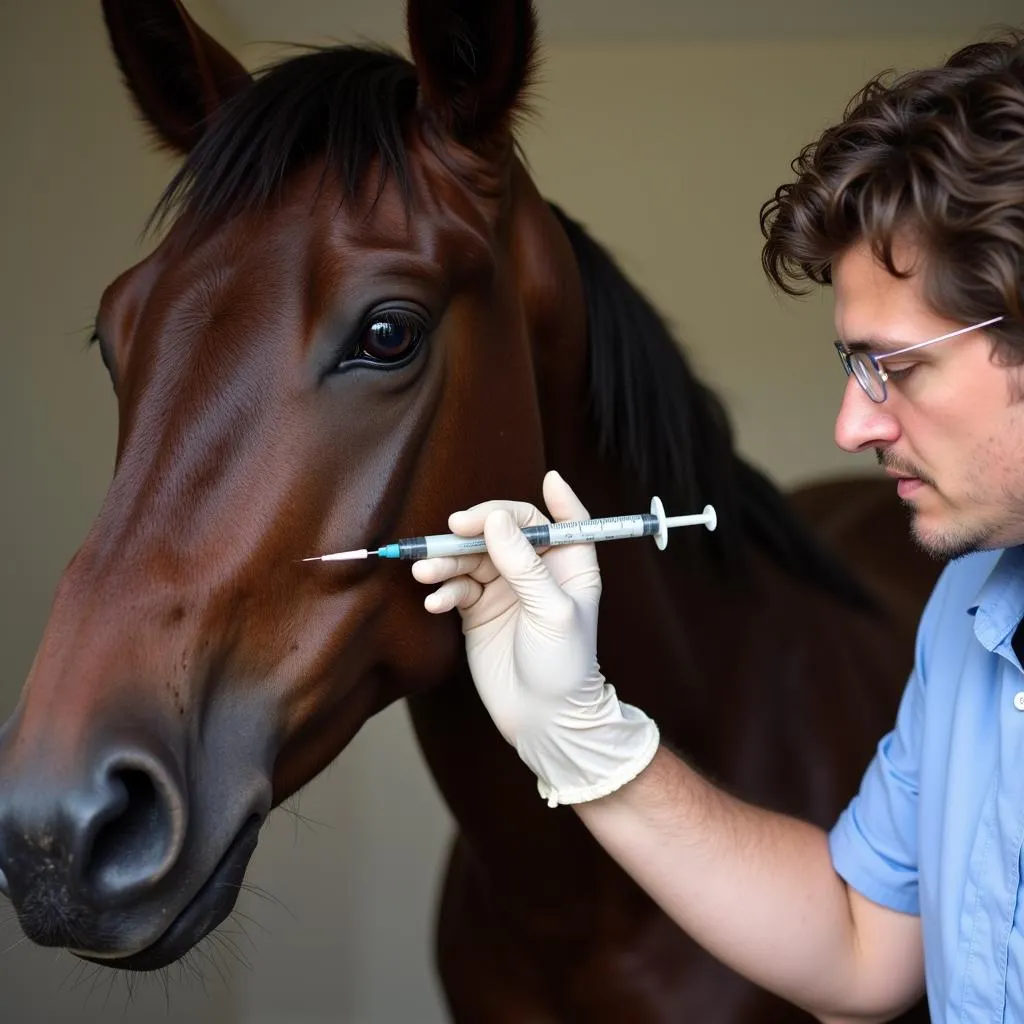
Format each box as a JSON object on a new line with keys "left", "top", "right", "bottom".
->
{"left": 0, "top": 0, "right": 940, "bottom": 1019}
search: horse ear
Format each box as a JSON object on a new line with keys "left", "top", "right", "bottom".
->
{"left": 406, "top": 0, "right": 538, "bottom": 148}
{"left": 101, "top": 0, "right": 252, "bottom": 155}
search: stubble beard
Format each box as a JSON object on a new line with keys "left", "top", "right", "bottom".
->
{"left": 877, "top": 449, "right": 994, "bottom": 561}
{"left": 908, "top": 513, "right": 991, "bottom": 561}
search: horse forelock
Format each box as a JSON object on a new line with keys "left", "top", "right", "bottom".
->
{"left": 149, "top": 46, "right": 420, "bottom": 238}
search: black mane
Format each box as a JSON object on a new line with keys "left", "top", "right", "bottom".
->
{"left": 152, "top": 42, "right": 871, "bottom": 608}
{"left": 151, "top": 46, "right": 418, "bottom": 233}
{"left": 550, "top": 205, "right": 875, "bottom": 609}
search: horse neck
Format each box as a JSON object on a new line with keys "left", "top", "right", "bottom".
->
{"left": 409, "top": 172, "right": 782, "bottom": 868}
{"left": 505, "top": 168, "right": 745, "bottom": 743}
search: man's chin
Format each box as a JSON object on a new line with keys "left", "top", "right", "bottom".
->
{"left": 910, "top": 514, "right": 990, "bottom": 561}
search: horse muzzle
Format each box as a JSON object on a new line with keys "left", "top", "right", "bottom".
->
{"left": 0, "top": 716, "right": 272, "bottom": 971}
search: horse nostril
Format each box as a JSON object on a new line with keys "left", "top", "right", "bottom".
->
{"left": 83, "top": 760, "right": 186, "bottom": 902}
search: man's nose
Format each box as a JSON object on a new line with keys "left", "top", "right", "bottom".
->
{"left": 833, "top": 374, "right": 900, "bottom": 453}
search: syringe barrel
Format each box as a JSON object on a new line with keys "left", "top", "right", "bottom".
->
{"left": 392, "top": 513, "right": 660, "bottom": 560}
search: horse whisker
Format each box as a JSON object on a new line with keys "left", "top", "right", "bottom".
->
{"left": 101, "top": 966, "right": 119, "bottom": 1012}
{"left": 57, "top": 955, "right": 89, "bottom": 993}
{"left": 192, "top": 951, "right": 217, "bottom": 996}
{"left": 202, "top": 934, "right": 236, "bottom": 986}
{"left": 0, "top": 934, "right": 28, "bottom": 955}
{"left": 230, "top": 881, "right": 297, "bottom": 921}
{"left": 83, "top": 962, "right": 108, "bottom": 1003}
{"left": 275, "top": 801, "right": 331, "bottom": 833}
{"left": 174, "top": 947, "right": 209, "bottom": 996}
{"left": 230, "top": 907, "right": 269, "bottom": 937}
{"left": 159, "top": 963, "right": 172, "bottom": 1014}
{"left": 210, "top": 928, "right": 253, "bottom": 972}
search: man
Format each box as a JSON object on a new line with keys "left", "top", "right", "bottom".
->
{"left": 410, "top": 34, "right": 1024, "bottom": 1024}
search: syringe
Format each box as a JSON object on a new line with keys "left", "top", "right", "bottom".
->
{"left": 302, "top": 497, "right": 716, "bottom": 562}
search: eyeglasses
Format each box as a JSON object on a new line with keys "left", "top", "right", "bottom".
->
{"left": 834, "top": 315, "right": 1006, "bottom": 403}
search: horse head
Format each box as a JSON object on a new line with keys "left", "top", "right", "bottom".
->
{"left": 0, "top": 0, "right": 573, "bottom": 971}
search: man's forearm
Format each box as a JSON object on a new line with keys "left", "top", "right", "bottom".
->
{"left": 574, "top": 745, "right": 922, "bottom": 1020}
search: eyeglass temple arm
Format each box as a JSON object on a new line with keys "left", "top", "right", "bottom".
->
{"left": 874, "top": 315, "right": 1006, "bottom": 362}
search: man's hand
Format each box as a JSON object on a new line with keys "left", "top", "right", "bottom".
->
{"left": 412, "top": 470, "right": 659, "bottom": 805}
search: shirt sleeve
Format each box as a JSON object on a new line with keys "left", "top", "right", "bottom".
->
{"left": 827, "top": 580, "right": 940, "bottom": 915}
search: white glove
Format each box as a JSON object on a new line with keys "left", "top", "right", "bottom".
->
{"left": 412, "top": 470, "right": 660, "bottom": 807}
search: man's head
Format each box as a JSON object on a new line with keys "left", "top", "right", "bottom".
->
{"left": 762, "top": 34, "right": 1024, "bottom": 558}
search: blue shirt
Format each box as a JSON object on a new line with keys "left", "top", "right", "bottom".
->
{"left": 830, "top": 545, "right": 1024, "bottom": 1022}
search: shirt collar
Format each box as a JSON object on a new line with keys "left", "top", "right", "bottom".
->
{"left": 968, "top": 545, "right": 1024, "bottom": 654}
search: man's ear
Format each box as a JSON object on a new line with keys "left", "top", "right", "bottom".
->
{"left": 101, "top": 0, "right": 252, "bottom": 155}
{"left": 406, "top": 0, "right": 538, "bottom": 149}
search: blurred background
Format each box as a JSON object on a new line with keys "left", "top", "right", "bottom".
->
{"left": 0, "top": 1, "right": 1014, "bottom": 1021}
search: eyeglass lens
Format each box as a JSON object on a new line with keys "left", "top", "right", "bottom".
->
{"left": 848, "top": 352, "right": 886, "bottom": 401}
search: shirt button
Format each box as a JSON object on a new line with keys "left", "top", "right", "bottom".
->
{"left": 1015, "top": 692, "right": 1024, "bottom": 712}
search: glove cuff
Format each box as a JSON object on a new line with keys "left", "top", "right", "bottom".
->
{"left": 517, "top": 691, "right": 661, "bottom": 808}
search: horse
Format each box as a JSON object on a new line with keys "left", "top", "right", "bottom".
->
{"left": 0, "top": 1, "right": 941, "bottom": 1019}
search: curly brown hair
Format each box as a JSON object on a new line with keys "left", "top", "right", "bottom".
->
{"left": 760, "top": 33, "right": 1024, "bottom": 363}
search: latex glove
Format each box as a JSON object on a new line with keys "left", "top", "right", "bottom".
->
{"left": 412, "top": 470, "right": 659, "bottom": 807}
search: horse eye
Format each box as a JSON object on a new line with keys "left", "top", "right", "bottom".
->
{"left": 89, "top": 326, "right": 118, "bottom": 389}
{"left": 356, "top": 316, "right": 424, "bottom": 364}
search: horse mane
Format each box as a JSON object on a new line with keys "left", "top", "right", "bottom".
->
{"left": 147, "top": 42, "right": 872, "bottom": 610}
{"left": 150, "top": 46, "right": 418, "bottom": 234}
{"left": 549, "top": 205, "right": 876, "bottom": 609}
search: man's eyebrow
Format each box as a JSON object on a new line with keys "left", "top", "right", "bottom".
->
{"left": 842, "top": 337, "right": 915, "bottom": 355}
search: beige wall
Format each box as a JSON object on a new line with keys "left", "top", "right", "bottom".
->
{"left": 0, "top": 3, "right": 973, "bottom": 1022}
